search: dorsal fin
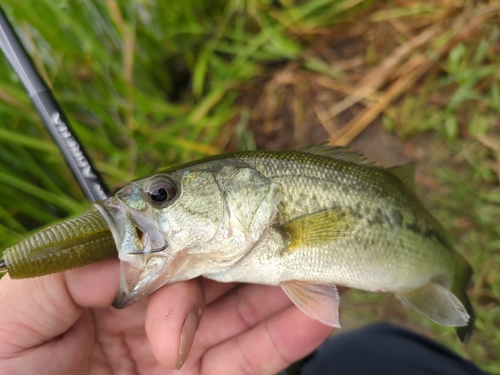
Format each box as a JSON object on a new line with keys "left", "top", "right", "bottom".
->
{"left": 386, "top": 163, "right": 416, "bottom": 192}
{"left": 297, "top": 144, "right": 417, "bottom": 192}
{"left": 296, "top": 143, "right": 379, "bottom": 167}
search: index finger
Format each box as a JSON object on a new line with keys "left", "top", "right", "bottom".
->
{"left": 0, "top": 258, "right": 120, "bottom": 353}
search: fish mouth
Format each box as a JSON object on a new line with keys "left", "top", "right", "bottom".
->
{"left": 129, "top": 227, "right": 168, "bottom": 255}
{"left": 94, "top": 197, "right": 168, "bottom": 256}
{"left": 94, "top": 197, "right": 170, "bottom": 308}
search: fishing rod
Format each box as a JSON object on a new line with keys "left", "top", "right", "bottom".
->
{"left": 0, "top": 6, "right": 108, "bottom": 202}
{"left": 0, "top": 6, "right": 110, "bottom": 271}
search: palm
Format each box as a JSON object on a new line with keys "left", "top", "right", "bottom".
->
{"left": 90, "top": 302, "right": 157, "bottom": 374}
{"left": 0, "top": 260, "right": 335, "bottom": 375}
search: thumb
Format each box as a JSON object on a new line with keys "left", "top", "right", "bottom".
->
{"left": 0, "top": 258, "right": 119, "bottom": 353}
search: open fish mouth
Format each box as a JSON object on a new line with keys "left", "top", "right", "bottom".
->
{"left": 94, "top": 197, "right": 171, "bottom": 308}
{"left": 130, "top": 227, "right": 167, "bottom": 255}
{"left": 94, "top": 197, "right": 168, "bottom": 256}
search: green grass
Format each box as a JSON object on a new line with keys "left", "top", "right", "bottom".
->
{"left": 0, "top": 0, "right": 499, "bottom": 373}
{"left": 377, "top": 8, "right": 500, "bottom": 371}
{"left": 0, "top": 0, "right": 370, "bottom": 241}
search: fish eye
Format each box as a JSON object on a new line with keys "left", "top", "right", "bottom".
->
{"left": 145, "top": 175, "right": 177, "bottom": 207}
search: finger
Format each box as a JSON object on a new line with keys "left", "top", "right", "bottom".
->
{"left": 195, "top": 284, "right": 292, "bottom": 350}
{"left": 65, "top": 258, "right": 120, "bottom": 307}
{"left": 0, "top": 258, "right": 119, "bottom": 353}
{"left": 202, "top": 278, "right": 238, "bottom": 304}
{"left": 0, "top": 308, "right": 96, "bottom": 375}
{"left": 91, "top": 301, "right": 151, "bottom": 374}
{"left": 48, "top": 309, "right": 95, "bottom": 374}
{"left": 202, "top": 304, "right": 334, "bottom": 375}
{"left": 145, "top": 278, "right": 205, "bottom": 369}
{"left": 0, "top": 274, "right": 79, "bottom": 352}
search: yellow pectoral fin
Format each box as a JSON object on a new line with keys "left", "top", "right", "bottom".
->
{"left": 281, "top": 280, "right": 340, "bottom": 327}
{"left": 280, "top": 208, "right": 352, "bottom": 253}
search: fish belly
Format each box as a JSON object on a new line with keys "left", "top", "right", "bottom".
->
{"left": 279, "top": 223, "right": 455, "bottom": 293}
{"left": 207, "top": 225, "right": 454, "bottom": 295}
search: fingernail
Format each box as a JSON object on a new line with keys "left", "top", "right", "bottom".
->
{"left": 177, "top": 312, "right": 198, "bottom": 370}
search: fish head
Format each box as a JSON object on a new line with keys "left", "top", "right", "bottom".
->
{"left": 94, "top": 160, "right": 281, "bottom": 308}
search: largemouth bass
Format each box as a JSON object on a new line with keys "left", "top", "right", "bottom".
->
{"left": 0, "top": 145, "right": 475, "bottom": 342}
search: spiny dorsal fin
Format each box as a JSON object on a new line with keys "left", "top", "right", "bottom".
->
{"left": 386, "top": 163, "right": 416, "bottom": 192}
{"left": 296, "top": 143, "right": 379, "bottom": 167}
{"left": 298, "top": 144, "right": 417, "bottom": 191}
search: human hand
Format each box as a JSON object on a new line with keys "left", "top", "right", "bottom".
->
{"left": 0, "top": 259, "right": 335, "bottom": 374}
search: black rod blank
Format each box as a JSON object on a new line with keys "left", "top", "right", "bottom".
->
{"left": 0, "top": 7, "right": 108, "bottom": 202}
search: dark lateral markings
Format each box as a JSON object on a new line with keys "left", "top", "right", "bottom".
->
{"left": 348, "top": 204, "right": 451, "bottom": 250}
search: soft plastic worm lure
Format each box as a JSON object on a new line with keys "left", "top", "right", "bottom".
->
{"left": 0, "top": 209, "right": 116, "bottom": 278}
